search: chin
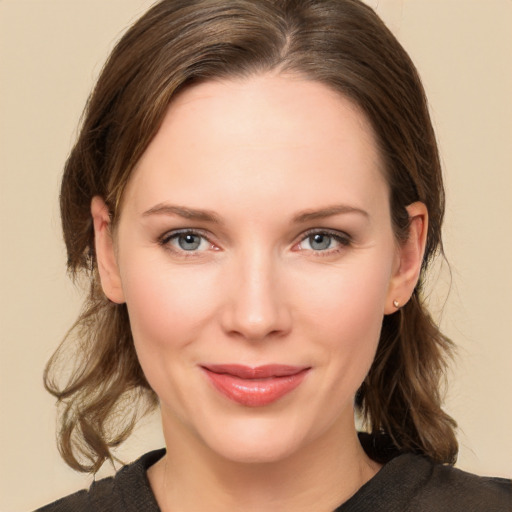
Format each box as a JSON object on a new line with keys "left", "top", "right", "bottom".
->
{"left": 211, "top": 437, "right": 300, "bottom": 465}
{"left": 197, "top": 414, "right": 314, "bottom": 465}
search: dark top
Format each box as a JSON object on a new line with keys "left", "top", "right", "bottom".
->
{"left": 36, "top": 449, "right": 511, "bottom": 512}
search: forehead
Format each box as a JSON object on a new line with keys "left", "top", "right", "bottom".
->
{"left": 123, "top": 74, "right": 387, "bottom": 217}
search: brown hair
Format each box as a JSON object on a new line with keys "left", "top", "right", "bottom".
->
{"left": 45, "top": 0, "right": 457, "bottom": 473}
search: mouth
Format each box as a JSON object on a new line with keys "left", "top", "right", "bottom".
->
{"left": 201, "top": 364, "right": 311, "bottom": 407}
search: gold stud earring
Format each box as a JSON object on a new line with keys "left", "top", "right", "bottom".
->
{"left": 393, "top": 300, "right": 400, "bottom": 309}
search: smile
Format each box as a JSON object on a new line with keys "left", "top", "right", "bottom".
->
{"left": 201, "top": 364, "right": 311, "bottom": 407}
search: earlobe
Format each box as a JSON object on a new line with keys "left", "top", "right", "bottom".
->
{"left": 91, "top": 196, "right": 125, "bottom": 304}
{"left": 384, "top": 202, "right": 428, "bottom": 315}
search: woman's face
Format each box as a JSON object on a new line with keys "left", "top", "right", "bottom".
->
{"left": 94, "top": 74, "right": 420, "bottom": 463}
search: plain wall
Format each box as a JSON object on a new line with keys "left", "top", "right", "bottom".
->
{"left": 1, "top": 1, "right": 511, "bottom": 510}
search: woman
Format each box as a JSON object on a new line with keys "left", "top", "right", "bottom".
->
{"left": 37, "top": 0, "right": 511, "bottom": 510}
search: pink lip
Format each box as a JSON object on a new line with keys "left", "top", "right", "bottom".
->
{"left": 201, "top": 364, "right": 310, "bottom": 407}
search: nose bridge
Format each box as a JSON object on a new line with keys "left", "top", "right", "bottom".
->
{"left": 221, "top": 245, "right": 291, "bottom": 341}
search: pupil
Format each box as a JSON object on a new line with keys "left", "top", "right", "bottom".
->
{"left": 310, "top": 234, "right": 331, "bottom": 250}
{"left": 179, "top": 234, "right": 200, "bottom": 250}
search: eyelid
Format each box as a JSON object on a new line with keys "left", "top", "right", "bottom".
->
{"left": 158, "top": 228, "right": 218, "bottom": 254}
{"left": 157, "top": 227, "right": 352, "bottom": 256}
{"left": 294, "top": 228, "right": 352, "bottom": 253}
{"left": 299, "top": 227, "right": 352, "bottom": 241}
{"left": 159, "top": 227, "right": 211, "bottom": 243}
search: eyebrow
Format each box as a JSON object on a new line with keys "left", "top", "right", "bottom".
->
{"left": 292, "top": 205, "right": 369, "bottom": 223}
{"left": 142, "top": 203, "right": 222, "bottom": 224}
{"left": 142, "top": 202, "right": 368, "bottom": 224}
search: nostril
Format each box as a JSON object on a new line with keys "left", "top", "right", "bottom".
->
{"left": 218, "top": 260, "right": 293, "bottom": 341}
{"left": 221, "top": 306, "right": 292, "bottom": 342}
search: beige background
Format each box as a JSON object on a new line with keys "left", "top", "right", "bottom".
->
{"left": 1, "top": 1, "right": 511, "bottom": 510}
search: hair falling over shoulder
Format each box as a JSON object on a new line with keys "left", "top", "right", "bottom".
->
{"left": 45, "top": 0, "right": 457, "bottom": 473}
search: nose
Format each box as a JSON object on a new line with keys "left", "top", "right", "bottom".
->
{"left": 219, "top": 252, "right": 292, "bottom": 342}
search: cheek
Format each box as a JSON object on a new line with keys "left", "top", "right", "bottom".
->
{"left": 292, "top": 255, "right": 393, "bottom": 387}
{"left": 119, "top": 256, "right": 219, "bottom": 362}
{"left": 119, "top": 255, "right": 226, "bottom": 419}
{"left": 297, "top": 256, "right": 391, "bottom": 331}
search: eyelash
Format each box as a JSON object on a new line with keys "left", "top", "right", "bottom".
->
{"left": 158, "top": 229, "right": 214, "bottom": 257}
{"left": 157, "top": 228, "right": 352, "bottom": 257}
{"left": 296, "top": 229, "right": 352, "bottom": 256}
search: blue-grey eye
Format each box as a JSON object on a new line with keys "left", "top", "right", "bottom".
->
{"left": 160, "top": 230, "right": 212, "bottom": 254}
{"left": 308, "top": 233, "right": 333, "bottom": 250}
{"left": 177, "top": 233, "right": 202, "bottom": 251}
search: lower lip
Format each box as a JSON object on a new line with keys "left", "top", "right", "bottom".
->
{"left": 202, "top": 368, "right": 310, "bottom": 407}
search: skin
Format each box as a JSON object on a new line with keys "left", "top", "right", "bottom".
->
{"left": 92, "top": 73, "right": 427, "bottom": 511}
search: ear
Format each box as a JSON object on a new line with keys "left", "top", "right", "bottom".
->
{"left": 91, "top": 196, "right": 125, "bottom": 304}
{"left": 384, "top": 202, "right": 428, "bottom": 314}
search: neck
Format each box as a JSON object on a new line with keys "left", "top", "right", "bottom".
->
{"left": 148, "top": 408, "right": 381, "bottom": 512}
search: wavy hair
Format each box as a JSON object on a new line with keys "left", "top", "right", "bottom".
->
{"left": 45, "top": 0, "right": 457, "bottom": 472}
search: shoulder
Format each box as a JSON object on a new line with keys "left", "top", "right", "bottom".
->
{"left": 380, "top": 454, "right": 510, "bottom": 511}
{"left": 341, "top": 452, "right": 511, "bottom": 512}
{"left": 34, "top": 488, "right": 92, "bottom": 512}
{"left": 33, "top": 478, "right": 114, "bottom": 512}
{"left": 33, "top": 449, "right": 165, "bottom": 512}
{"left": 414, "top": 457, "right": 512, "bottom": 510}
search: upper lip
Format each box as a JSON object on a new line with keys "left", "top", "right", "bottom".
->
{"left": 202, "top": 364, "right": 309, "bottom": 379}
